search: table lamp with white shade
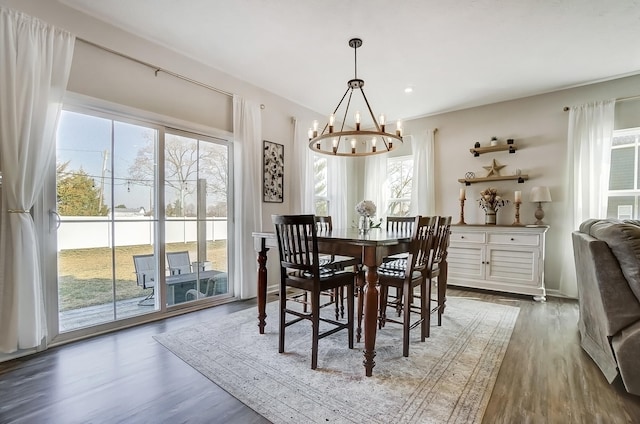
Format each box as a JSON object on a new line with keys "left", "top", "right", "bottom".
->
{"left": 529, "top": 186, "right": 552, "bottom": 225}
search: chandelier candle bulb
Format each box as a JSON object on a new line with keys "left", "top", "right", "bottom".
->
{"left": 396, "top": 120, "right": 402, "bottom": 137}
{"left": 312, "top": 120, "right": 319, "bottom": 138}
{"left": 351, "top": 138, "right": 356, "bottom": 154}
{"left": 332, "top": 138, "right": 338, "bottom": 154}
{"left": 308, "top": 128, "right": 313, "bottom": 140}
{"left": 515, "top": 190, "right": 522, "bottom": 203}
{"left": 329, "top": 114, "right": 335, "bottom": 133}
{"left": 460, "top": 188, "right": 466, "bottom": 200}
{"left": 380, "top": 114, "right": 386, "bottom": 132}
{"left": 372, "top": 137, "right": 377, "bottom": 152}
{"left": 355, "top": 111, "right": 361, "bottom": 131}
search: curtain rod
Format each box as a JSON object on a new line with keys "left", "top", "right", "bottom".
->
{"left": 563, "top": 94, "right": 640, "bottom": 111}
{"left": 77, "top": 37, "right": 233, "bottom": 98}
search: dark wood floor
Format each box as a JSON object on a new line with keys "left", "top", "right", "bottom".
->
{"left": 1, "top": 288, "right": 640, "bottom": 424}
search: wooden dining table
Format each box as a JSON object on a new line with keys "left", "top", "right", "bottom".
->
{"left": 252, "top": 228, "right": 412, "bottom": 377}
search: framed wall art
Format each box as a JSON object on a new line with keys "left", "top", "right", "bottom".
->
{"left": 262, "top": 140, "right": 284, "bottom": 203}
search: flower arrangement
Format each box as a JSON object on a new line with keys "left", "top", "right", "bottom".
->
{"left": 355, "top": 200, "right": 382, "bottom": 230}
{"left": 355, "top": 200, "right": 377, "bottom": 217}
{"left": 478, "top": 187, "right": 509, "bottom": 212}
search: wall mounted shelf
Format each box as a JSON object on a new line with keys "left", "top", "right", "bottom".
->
{"left": 470, "top": 144, "right": 517, "bottom": 156}
{"left": 458, "top": 175, "right": 528, "bottom": 185}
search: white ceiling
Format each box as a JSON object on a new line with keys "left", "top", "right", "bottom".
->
{"left": 60, "top": 0, "right": 640, "bottom": 121}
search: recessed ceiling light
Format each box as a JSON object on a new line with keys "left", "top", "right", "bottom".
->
{"left": 404, "top": 87, "right": 413, "bottom": 93}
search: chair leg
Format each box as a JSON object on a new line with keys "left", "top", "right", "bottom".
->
{"left": 402, "top": 281, "right": 412, "bottom": 357}
{"left": 427, "top": 277, "right": 432, "bottom": 338}
{"left": 356, "top": 271, "right": 364, "bottom": 342}
{"left": 347, "top": 283, "right": 354, "bottom": 349}
{"left": 379, "top": 284, "right": 388, "bottom": 329}
{"left": 311, "top": 287, "right": 320, "bottom": 370}
{"left": 396, "top": 287, "right": 403, "bottom": 316}
{"left": 438, "top": 276, "right": 446, "bottom": 326}
{"left": 333, "top": 288, "right": 340, "bottom": 320}
{"left": 279, "top": 282, "right": 287, "bottom": 354}
{"left": 421, "top": 278, "right": 429, "bottom": 340}
{"left": 356, "top": 275, "right": 364, "bottom": 343}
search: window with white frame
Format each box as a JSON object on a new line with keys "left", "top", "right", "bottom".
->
{"left": 387, "top": 156, "right": 413, "bottom": 216}
{"left": 313, "top": 155, "right": 329, "bottom": 215}
{"left": 607, "top": 128, "right": 640, "bottom": 219}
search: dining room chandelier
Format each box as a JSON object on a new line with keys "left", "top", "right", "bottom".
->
{"left": 308, "top": 38, "right": 403, "bottom": 157}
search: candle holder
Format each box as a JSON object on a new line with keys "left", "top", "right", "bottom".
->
{"left": 512, "top": 201, "right": 524, "bottom": 226}
{"left": 457, "top": 199, "right": 467, "bottom": 225}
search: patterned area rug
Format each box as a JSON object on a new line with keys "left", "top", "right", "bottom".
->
{"left": 154, "top": 297, "right": 519, "bottom": 424}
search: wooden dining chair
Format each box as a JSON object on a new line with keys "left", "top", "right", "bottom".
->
{"left": 428, "top": 216, "right": 452, "bottom": 326}
{"left": 272, "top": 214, "right": 355, "bottom": 370}
{"left": 377, "top": 215, "right": 438, "bottom": 357}
{"left": 386, "top": 216, "right": 416, "bottom": 233}
{"left": 383, "top": 215, "right": 416, "bottom": 315}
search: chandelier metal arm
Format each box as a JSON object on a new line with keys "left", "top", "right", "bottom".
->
{"left": 360, "top": 87, "right": 380, "bottom": 132}
{"left": 335, "top": 89, "right": 354, "bottom": 153}
{"left": 323, "top": 86, "right": 351, "bottom": 135}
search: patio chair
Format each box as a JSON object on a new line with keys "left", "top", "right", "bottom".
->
{"left": 133, "top": 254, "right": 156, "bottom": 306}
{"left": 167, "top": 251, "right": 192, "bottom": 275}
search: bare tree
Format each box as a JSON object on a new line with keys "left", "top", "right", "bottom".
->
{"left": 128, "top": 135, "right": 228, "bottom": 217}
{"left": 387, "top": 159, "right": 413, "bottom": 216}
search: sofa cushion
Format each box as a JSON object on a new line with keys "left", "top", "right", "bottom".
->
{"left": 582, "top": 219, "right": 640, "bottom": 302}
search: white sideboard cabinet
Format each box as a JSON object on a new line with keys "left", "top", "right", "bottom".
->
{"left": 447, "top": 225, "right": 549, "bottom": 301}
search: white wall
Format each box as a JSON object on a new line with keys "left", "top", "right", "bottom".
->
{"left": 403, "top": 75, "right": 640, "bottom": 297}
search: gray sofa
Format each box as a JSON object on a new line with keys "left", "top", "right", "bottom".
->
{"left": 572, "top": 219, "right": 640, "bottom": 395}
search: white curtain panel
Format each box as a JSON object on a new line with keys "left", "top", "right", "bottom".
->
{"left": 232, "top": 96, "right": 262, "bottom": 299}
{"left": 0, "top": 8, "right": 75, "bottom": 353}
{"left": 567, "top": 100, "right": 616, "bottom": 223}
{"left": 291, "top": 118, "right": 315, "bottom": 214}
{"left": 560, "top": 99, "right": 615, "bottom": 297}
{"left": 409, "top": 130, "right": 436, "bottom": 216}
{"left": 364, "top": 154, "right": 389, "bottom": 219}
{"left": 327, "top": 156, "right": 349, "bottom": 228}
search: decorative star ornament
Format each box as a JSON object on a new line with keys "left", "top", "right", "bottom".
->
{"left": 483, "top": 159, "right": 506, "bottom": 177}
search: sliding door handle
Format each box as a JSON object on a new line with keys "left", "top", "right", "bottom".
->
{"left": 50, "top": 209, "right": 61, "bottom": 231}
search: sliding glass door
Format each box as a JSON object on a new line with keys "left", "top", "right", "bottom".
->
{"left": 55, "top": 110, "right": 160, "bottom": 331}
{"left": 163, "top": 131, "right": 229, "bottom": 306}
{"left": 49, "top": 106, "right": 232, "bottom": 335}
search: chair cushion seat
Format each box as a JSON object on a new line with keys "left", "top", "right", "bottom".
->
{"left": 379, "top": 267, "right": 422, "bottom": 281}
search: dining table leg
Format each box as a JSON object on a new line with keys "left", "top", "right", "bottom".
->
{"left": 362, "top": 247, "right": 379, "bottom": 377}
{"left": 256, "top": 238, "right": 268, "bottom": 334}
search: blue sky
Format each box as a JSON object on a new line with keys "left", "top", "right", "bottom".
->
{"left": 57, "top": 110, "right": 155, "bottom": 211}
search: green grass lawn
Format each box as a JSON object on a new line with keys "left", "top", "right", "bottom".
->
{"left": 58, "top": 241, "right": 227, "bottom": 311}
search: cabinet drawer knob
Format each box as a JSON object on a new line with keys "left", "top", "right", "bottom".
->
{"left": 510, "top": 237, "right": 515, "bottom": 241}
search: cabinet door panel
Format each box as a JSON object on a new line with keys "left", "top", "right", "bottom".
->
{"left": 486, "top": 247, "right": 538, "bottom": 285}
{"left": 448, "top": 245, "right": 484, "bottom": 279}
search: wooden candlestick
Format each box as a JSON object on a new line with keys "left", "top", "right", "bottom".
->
{"left": 512, "top": 201, "right": 524, "bottom": 226}
{"left": 457, "top": 199, "right": 466, "bottom": 225}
